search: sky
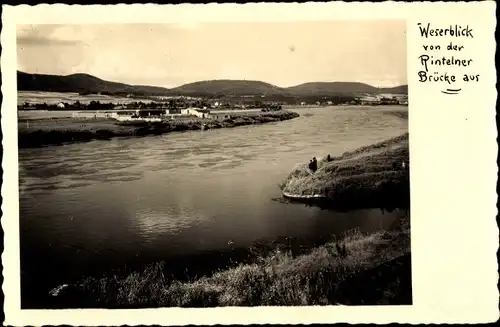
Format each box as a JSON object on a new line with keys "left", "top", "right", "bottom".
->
{"left": 17, "top": 21, "right": 407, "bottom": 88}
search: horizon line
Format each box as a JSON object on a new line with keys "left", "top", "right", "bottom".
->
{"left": 17, "top": 70, "right": 408, "bottom": 90}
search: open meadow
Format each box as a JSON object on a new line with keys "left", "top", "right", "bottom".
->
{"left": 18, "top": 91, "right": 154, "bottom": 105}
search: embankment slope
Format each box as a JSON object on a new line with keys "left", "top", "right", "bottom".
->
{"left": 280, "top": 133, "right": 410, "bottom": 210}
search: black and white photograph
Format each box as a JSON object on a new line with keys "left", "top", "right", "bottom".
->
{"left": 3, "top": 2, "right": 500, "bottom": 325}
{"left": 15, "top": 20, "right": 411, "bottom": 309}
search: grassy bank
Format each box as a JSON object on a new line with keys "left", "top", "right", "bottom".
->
{"left": 49, "top": 214, "right": 410, "bottom": 308}
{"left": 18, "top": 110, "right": 300, "bottom": 148}
{"left": 280, "top": 133, "right": 410, "bottom": 210}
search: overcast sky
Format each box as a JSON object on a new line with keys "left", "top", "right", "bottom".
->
{"left": 17, "top": 21, "right": 407, "bottom": 88}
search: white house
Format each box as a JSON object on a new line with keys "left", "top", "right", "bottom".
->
{"left": 180, "top": 108, "right": 211, "bottom": 118}
{"left": 378, "top": 94, "right": 395, "bottom": 99}
{"left": 359, "top": 95, "right": 381, "bottom": 104}
{"left": 72, "top": 111, "right": 118, "bottom": 119}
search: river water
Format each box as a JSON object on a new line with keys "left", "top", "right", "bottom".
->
{"left": 19, "top": 105, "right": 408, "bottom": 307}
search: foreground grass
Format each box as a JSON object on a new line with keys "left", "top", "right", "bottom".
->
{"left": 280, "top": 133, "right": 410, "bottom": 210}
{"left": 18, "top": 110, "right": 300, "bottom": 148}
{"left": 49, "top": 215, "right": 410, "bottom": 308}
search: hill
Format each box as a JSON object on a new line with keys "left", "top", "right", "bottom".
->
{"left": 286, "top": 82, "right": 408, "bottom": 96}
{"left": 379, "top": 85, "right": 408, "bottom": 94}
{"left": 286, "top": 82, "right": 378, "bottom": 96}
{"left": 170, "top": 79, "right": 287, "bottom": 97}
{"left": 170, "top": 80, "right": 408, "bottom": 97}
{"left": 17, "top": 71, "right": 408, "bottom": 97}
{"left": 17, "top": 71, "right": 170, "bottom": 96}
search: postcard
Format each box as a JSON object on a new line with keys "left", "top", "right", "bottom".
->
{"left": 1, "top": 2, "right": 498, "bottom": 325}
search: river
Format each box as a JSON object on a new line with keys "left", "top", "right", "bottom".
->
{"left": 18, "top": 105, "right": 408, "bottom": 308}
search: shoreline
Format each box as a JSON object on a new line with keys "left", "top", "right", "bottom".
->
{"left": 41, "top": 135, "right": 411, "bottom": 308}
{"left": 18, "top": 110, "right": 300, "bottom": 148}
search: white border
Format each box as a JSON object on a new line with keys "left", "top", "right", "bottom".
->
{"left": 2, "top": 2, "right": 498, "bottom": 325}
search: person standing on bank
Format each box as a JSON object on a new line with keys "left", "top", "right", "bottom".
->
{"left": 311, "top": 157, "right": 318, "bottom": 172}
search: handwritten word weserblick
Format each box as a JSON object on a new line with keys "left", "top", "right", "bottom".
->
{"left": 418, "top": 23, "right": 474, "bottom": 38}
{"left": 416, "top": 22, "right": 479, "bottom": 94}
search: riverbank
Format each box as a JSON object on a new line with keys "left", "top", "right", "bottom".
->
{"left": 18, "top": 110, "right": 300, "bottom": 148}
{"left": 48, "top": 214, "right": 410, "bottom": 308}
{"left": 280, "top": 133, "right": 410, "bottom": 210}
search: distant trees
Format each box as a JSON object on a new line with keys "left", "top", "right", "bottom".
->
{"left": 17, "top": 92, "right": 374, "bottom": 113}
{"left": 87, "top": 101, "right": 114, "bottom": 110}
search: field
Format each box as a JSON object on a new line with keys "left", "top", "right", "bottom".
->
{"left": 18, "top": 118, "right": 127, "bottom": 133}
{"left": 18, "top": 91, "right": 153, "bottom": 105}
{"left": 18, "top": 110, "right": 300, "bottom": 148}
